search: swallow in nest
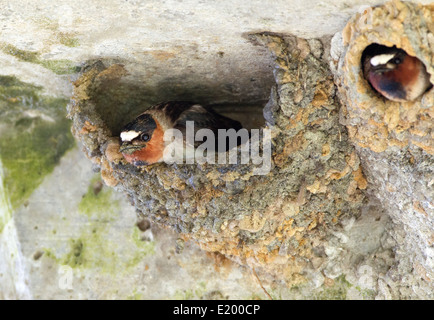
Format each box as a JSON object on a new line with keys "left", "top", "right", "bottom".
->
{"left": 119, "top": 101, "right": 243, "bottom": 166}
{"left": 362, "top": 44, "right": 432, "bottom": 102}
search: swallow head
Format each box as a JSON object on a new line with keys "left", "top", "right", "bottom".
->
{"left": 362, "top": 44, "right": 432, "bottom": 102}
{"left": 119, "top": 113, "right": 165, "bottom": 166}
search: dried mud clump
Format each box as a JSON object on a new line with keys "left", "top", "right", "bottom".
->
{"left": 331, "top": 0, "right": 434, "bottom": 293}
{"left": 68, "top": 33, "right": 366, "bottom": 285}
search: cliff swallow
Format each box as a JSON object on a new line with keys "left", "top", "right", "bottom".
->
{"left": 119, "top": 101, "right": 243, "bottom": 166}
{"left": 362, "top": 44, "right": 432, "bottom": 102}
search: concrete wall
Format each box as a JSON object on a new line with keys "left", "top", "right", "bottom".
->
{"left": 0, "top": 0, "right": 432, "bottom": 299}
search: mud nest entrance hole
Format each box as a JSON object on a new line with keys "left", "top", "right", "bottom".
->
{"left": 87, "top": 62, "right": 267, "bottom": 137}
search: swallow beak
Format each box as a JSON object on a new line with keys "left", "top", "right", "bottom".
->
{"left": 119, "top": 142, "right": 143, "bottom": 155}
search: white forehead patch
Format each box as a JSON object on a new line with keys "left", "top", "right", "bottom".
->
{"left": 370, "top": 53, "right": 396, "bottom": 66}
{"left": 120, "top": 130, "right": 140, "bottom": 142}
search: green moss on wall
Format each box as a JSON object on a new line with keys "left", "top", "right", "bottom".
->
{"left": 62, "top": 238, "right": 86, "bottom": 268}
{"left": 1, "top": 43, "right": 40, "bottom": 63}
{"left": 57, "top": 33, "right": 80, "bottom": 48}
{"left": 126, "top": 290, "right": 144, "bottom": 300}
{"left": 78, "top": 175, "right": 119, "bottom": 219}
{"left": 173, "top": 282, "right": 207, "bottom": 300}
{"left": 52, "top": 221, "right": 155, "bottom": 274}
{"left": 355, "top": 286, "right": 376, "bottom": 299}
{"left": 43, "top": 176, "right": 155, "bottom": 274}
{"left": 39, "top": 59, "right": 80, "bottom": 75}
{"left": 314, "top": 275, "right": 352, "bottom": 300}
{"left": 0, "top": 163, "right": 12, "bottom": 233}
{"left": 0, "top": 43, "right": 79, "bottom": 75}
{"left": 34, "top": 18, "right": 80, "bottom": 48}
{"left": 0, "top": 76, "right": 75, "bottom": 209}
{"left": 130, "top": 226, "right": 156, "bottom": 262}
{"left": 60, "top": 228, "right": 117, "bottom": 271}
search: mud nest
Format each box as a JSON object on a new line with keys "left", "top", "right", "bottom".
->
{"left": 330, "top": 0, "right": 434, "bottom": 284}
{"left": 68, "top": 31, "right": 368, "bottom": 284}
{"left": 331, "top": 0, "right": 434, "bottom": 155}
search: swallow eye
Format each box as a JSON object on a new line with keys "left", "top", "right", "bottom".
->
{"left": 140, "top": 133, "right": 150, "bottom": 142}
{"left": 392, "top": 57, "right": 402, "bottom": 65}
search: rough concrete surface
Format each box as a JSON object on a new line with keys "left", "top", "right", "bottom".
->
{"left": 0, "top": 0, "right": 433, "bottom": 300}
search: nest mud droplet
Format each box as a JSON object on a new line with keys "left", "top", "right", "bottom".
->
{"left": 68, "top": 32, "right": 367, "bottom": 285}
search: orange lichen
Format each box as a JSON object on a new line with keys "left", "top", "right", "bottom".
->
{"left": 413, "top": 201, "right": 428, "bottom": 217}
{"left": 101, "top": 159, "right": 119, "bottom": 187}
{"left": 79, "top": 120, "right": 98, "bottom": 134}
{"left": 273, "top": 131, "right": 306, "bottom": 167}
{"left": 353, "top": 167, "right": 368, "bottom": 190}
{"left": 105, "top": 140, "right": 124, "bottom": 162}
{"left": 95, "top": 64, "right": 128, "bottom": 82}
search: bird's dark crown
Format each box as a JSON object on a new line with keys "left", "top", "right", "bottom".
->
{"left": 120, "top": 113, "right": 156, "bottom": 142}
{"left": 362, "top": 44, "right": 406, "bottom": 74}
{"left": 123, "top": 113, "right": 156, "bottom": 132}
